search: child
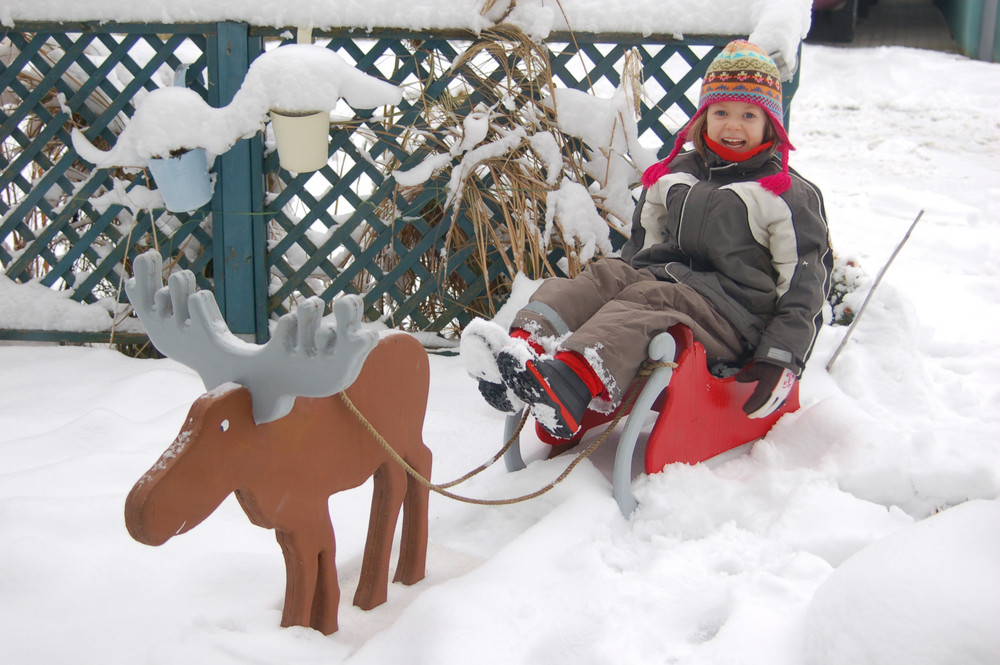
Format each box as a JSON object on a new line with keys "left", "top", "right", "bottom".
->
{"left": 462, "top": 40, "right": 832, "bottom": 440}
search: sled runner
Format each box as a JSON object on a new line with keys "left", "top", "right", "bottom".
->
{"left": 503, "top": 325, "right": 800, "bottom": 515}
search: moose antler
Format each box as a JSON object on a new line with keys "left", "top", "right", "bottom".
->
{"left": 126, "top": 250, "right": 379, "bottom": 424}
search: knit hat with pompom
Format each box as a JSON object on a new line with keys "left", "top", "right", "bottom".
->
{"left": 641, "top": 40, "right": 793, "bottom": 195}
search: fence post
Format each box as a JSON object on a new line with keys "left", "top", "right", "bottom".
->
{"left": 207, "top": 22, "right": 268, "bottom": 342}
{"left": 981, "top": 0, "right": 999, "bottom": 61}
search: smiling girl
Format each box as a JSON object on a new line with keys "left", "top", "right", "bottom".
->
{"left": 462, "top": 40, "right": 832, "bottom": 441}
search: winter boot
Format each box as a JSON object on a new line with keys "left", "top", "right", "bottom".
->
{"left": 476, "top": 379, "right": 522, "bottom": 413}
{"left": 461, "top": 318, "right": 536, "bottom": 413}
{"left": 496, "top": 353, "right": 591, "bottom": 439}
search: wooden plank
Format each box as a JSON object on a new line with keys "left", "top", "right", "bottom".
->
{"left": 0, "top": 328, "right": 149, "bottom": 345}
{"left": 207, "top": 21, "right": 267, "bottom": 342}
{"left": 4, "top": 21, "right": 216, "bottom": 35}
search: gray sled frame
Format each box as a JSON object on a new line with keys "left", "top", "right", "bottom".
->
{"left": 503, "top": 332, "right": 678, "bottom": 516}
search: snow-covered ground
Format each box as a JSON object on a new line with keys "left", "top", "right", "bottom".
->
{"left": 2, "top": 42, "right": 999, "bottom": 665}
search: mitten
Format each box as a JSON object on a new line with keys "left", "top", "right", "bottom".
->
{"left": 736, "top": 361, "right": 797, "bottom": 419}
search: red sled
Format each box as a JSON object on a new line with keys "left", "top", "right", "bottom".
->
{"left": 504, "top": 325, "right": 799, "bottom": 514}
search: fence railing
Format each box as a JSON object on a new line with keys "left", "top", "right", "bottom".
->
{"left": 1, "top": 22, "right": 798, "bottom": 345}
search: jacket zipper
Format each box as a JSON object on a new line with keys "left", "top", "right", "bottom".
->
{"left": 676, "top": 185, "right": 692, "bottom": 264}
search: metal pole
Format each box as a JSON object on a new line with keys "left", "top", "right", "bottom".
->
{"left": 826, "top": 210, "right": 924, "bottom": 372}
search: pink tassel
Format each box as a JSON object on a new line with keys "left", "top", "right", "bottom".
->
{"left": 758, "top": 172, "right": 791, "bottom": 195}
{"left": 757, "top": 144, "right": 792, "bottom": 196}
{"left": 641, "top": 131, "right": 687, "bottom": 188}
{"left": 641, "top": 160, "right": 671, "bottom": 188}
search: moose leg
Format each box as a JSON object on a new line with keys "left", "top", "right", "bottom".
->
{"left": 275, "top": 518, "right": 341, "bottom": 635}
{"left": 394, "top": 442, "right": 431, "bottom": 585}
{"left": 353, "top": 462, "right": 406, "bottom": 610}
{"left": 310, "top": 517, "right": 341, "bottom": 635}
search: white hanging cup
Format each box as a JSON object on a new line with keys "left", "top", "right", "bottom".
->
{"left": 269, "top": 26, "right": 330, "bottom": 174}
{"left": 270, "top": 109, "right": 330, "bottom": 173}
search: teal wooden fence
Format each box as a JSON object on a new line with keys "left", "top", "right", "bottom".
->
{"left": 1, "top": 22, "right": 799, "bottom": 345}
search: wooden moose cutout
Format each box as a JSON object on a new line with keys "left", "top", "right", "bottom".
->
{"left": 123, "top": 251, "right": 432, "bottom": 635}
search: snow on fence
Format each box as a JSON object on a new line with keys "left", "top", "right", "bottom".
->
{"left": 0, "top": 20, "right": 801, "bottom": 345}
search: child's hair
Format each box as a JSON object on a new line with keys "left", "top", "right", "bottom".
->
{"left": 688, "top": 107, "right": 779, "bottom": 159}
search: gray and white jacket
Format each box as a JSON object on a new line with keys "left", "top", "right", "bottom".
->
{"left": 622, "top": 148, "right": 833, "bottom": 375}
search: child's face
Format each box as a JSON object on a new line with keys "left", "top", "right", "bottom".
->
{"left": 705, "top": 101, "right": 768, "bottom": 152}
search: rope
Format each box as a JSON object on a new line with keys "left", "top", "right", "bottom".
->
{"left": 339, "top": 358, "right": 676, "bottom": 506}
{"left": 435, "top": 409, "right": 529, "bottom": 489}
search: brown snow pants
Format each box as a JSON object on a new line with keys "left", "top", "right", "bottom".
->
{"left": 510, "top": 258, "right": 745, "bottom": 404}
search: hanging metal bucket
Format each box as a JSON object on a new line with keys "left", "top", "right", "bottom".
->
{"left": 270, "top": 110, "right": 329, "bottom": 173}
{"left": 147, "top": 148, "right": 213, "bottom": 213}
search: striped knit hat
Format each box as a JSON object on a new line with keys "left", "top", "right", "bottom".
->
{"left": 642, "top": 40, "right": 793, "bottom": 195}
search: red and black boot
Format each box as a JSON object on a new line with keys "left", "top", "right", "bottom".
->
{"left": 496, "top": 352, "right": 592, "bottom": 439}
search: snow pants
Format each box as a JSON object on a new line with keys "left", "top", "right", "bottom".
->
{"left": 510, "top": 258, "right": 745, "bottom": 405}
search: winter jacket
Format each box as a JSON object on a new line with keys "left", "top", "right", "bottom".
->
{"left": 621, "top": 148, "right": 832, "bottom": 375}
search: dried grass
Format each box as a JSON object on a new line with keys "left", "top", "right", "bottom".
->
{"left": 372, "top": 24, "right": 637, "bottom": 327}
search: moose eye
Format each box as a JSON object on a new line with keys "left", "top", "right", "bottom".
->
{"left": 220, "top": 419, "right": 230, "bottom": 433}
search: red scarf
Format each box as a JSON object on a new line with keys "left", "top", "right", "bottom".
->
{"left": 704, "top": 135, "right": 773, "bottom": 163}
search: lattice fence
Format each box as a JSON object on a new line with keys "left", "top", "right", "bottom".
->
{"left": 1, "top": 22, "right": 796, "bottom": 344}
